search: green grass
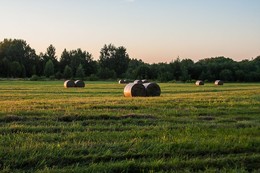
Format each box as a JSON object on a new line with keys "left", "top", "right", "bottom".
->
{"left": 0, "top": 81, "right": 259, "bottom": 172}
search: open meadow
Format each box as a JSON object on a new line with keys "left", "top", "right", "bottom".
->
{"left": 0, "top": 81, "right": 259, "bottom": 172}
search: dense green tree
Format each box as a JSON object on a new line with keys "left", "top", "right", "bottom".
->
{"left": 97, "top": 67, "right": 116, "bottom": 79}
{"left": 63, "top": 65, "right": 73, "bottom": 79}
{"left": 42, "top": 45, "right": 58, "bottom": 72}
{"left": 169, "top": 58, "right": 181, "bottom": 80}
{"left": 60, "top": 49, "right": 71, "bottom": 73}
{"left": 0, "top": 38, "right": 260, "bottom": 82}
{"left": 10, "top": 61, "right": 22, "bottom": 77}
{"left": 44, "top": 60, "right": 54, "bottom": 77}
{"left": 136, "top": 64, "right": 151, "bottom": 79}
{"left": 125, "top": 58, "right": 145, "bottom": 79}
{"left": 0, "top": 57, "right": 11, "bottom": 77}
{"left": 99, "top": 44, "right": 130, "bottom": 78}
{"left": 60, "top": 48, "right": 96, "bottom": 77}
{"left": 180, "top": 66, "right": 190, "bottom": 82}
{"left": 219, "top": 69, "right": 233, "bottom": 81}
{"left": 76, "top": 64, "right": 85, "bottom": 79}
{"left": 235, "top": 70, "right": 245, "bottom": 82}
{"left": 157, "top": 63, "right": 173, "bottom": 82}
{"left": 0, "top": 39, "right": 40, "bottom": 77}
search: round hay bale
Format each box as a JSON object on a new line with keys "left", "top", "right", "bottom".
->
{"left": 143, "top": 82, "right": 161, "bottom": 97}
{"left": 142, "top": 79, "right": 149, "bottom": 83}
{"left": 196, "top": 80, "right": 204, "bottom": 86}
{"left": 118, "top": 80, "right": 126, "bottom": 84}
{"left": 215, "top": 80, "right": 224, "bottom": 85}
{"left": 124, "top": 83, "right": 146, "bottom": 97}
{"left": 64, "top": 80, "right": 75, "bottom": 88}
{"left": 75, "top": 80, "right": 85, "bottom": 87}
{"left": 134, "top": 80, "right": 142, "bottom": 84}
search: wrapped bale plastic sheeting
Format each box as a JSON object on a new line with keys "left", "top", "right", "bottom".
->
{"left": 143, "top": 82, "right": 161, "bottom": 97}
{"left": 142, "top": 79, "right": 149, "bottom": 83}
{"left": 134, "top": 80, "right": 142, "bottom": 84}
{"left": 118, "top": 80, "right": 125, "bottom": 84}
{"left": 64, "top": 80, "right": 75, "bottom": 88}
{"left": 75, "top": 80, "right": 85, "bottom": 87}
{"left": 215, "top": 80, "right": 224, "bottom": 85}
{"left": 124, "top": 83, "right": 146, "bottom": 97}
{"left": 196, "top": 80, "right": 204, "bottom": 86}
{"left": 119, "top": 80, "right": 128, "bottom": 84}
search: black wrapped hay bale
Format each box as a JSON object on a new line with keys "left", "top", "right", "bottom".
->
{"left": 143, "top": 82, "right": 161, "bottom": 97}
{"left": 124, "top": 83, "right": 146, "bottom": 97}
{"left": 196, "top": 80, "right": 204, "bottom": 86}
{"left": 75, "top": 80, "right": 85, "bottom": 87}
{"left": 64, "top": 80, "right": 75, "bottom": 88}
{"left": 215, "top": 80, "right": 224, "bottom": 85}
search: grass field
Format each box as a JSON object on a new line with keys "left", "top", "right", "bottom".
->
{"left": 0, "top": 81, "right": 259, "bottom": 172}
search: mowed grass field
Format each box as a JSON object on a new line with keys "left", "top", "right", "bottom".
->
{"left": 0, "top": 81, "right": 259, "bottom": 172}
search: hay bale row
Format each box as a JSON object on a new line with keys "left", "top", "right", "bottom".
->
{"left": 195, "top": 80, "right": 224, "bottom": 86}
{"left": 64, "top": 80, "right": 85, "bottom": 88}
{"left": 124, "top": 82, "right": 161, "bottom": 97}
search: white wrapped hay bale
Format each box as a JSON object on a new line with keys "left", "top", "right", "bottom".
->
{"left": 124, "top": 83, "right": 146, "bottom": 97}
{"left": 118, "top": 79, "right": 128, "bottom": 84}
{"left": 215, "top": 80, "right": 224, "bottom": 85}
{"left": 143, "top": 82, "right": 161, "bottom": 97}
{"left": 142, "top": 79, "right": 149, "bottom": 83}
{"left": 195, "top": 80, "right": 204, "bottom": 86}
{"left": 75, "top": 80, "right": 85, "bottom": 87}
{"left": 64, "top": 80, "right": 75, "bottom": 88}
{"left": 134, "top": 80, "right": 142, "bottom": 84}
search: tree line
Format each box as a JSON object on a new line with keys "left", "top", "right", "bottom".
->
{"left": 0, "top": 39, "right": 259, "bottom": 82}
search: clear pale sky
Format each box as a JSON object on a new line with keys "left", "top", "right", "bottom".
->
{"left": 1, "top": 0, "right": 260, "bottom": 63}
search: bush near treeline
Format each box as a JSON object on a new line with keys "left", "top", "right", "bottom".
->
{"left": 0, "top": 38, "right": 259, "bottom": 82}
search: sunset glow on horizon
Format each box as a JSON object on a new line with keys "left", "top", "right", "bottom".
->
{"left": 1, "top": 0, "right": 260, "bottom": 63}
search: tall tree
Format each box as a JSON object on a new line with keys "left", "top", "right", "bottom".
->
{"left": 60, "top": 49, "right": 71, "bottom": 73}
{"left": 99, "top": 44, "right": 130, "bottom": 78}
{"left": 60, "top": 48, "right": 97, "bottom": 77}
{"left": 219, "top": 69, "right": 233, "bottom": 81}
{"left": 0, "top": 39, "right": 39, "bottom": 77}
{"left": 10, "top": 61, "right": 22, "bottom": 78}
{"left": 76, "top": 64, "right": 85, "bottom": 79}
{"left": 63, "top": 65, "right": 73, "bottom": 79}
{"left": 44, "top": 59, "right": 54, "bottom": 77}
{"left": 42, "top": 44, "right": 58, "bottom": 73}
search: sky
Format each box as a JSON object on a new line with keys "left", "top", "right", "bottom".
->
{"left": 0, "top": 0, "right": 260, "bottom": 63}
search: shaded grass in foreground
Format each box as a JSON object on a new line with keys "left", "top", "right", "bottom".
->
{"left": 0, "top": 81, "right": 259, "bottom": 172}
